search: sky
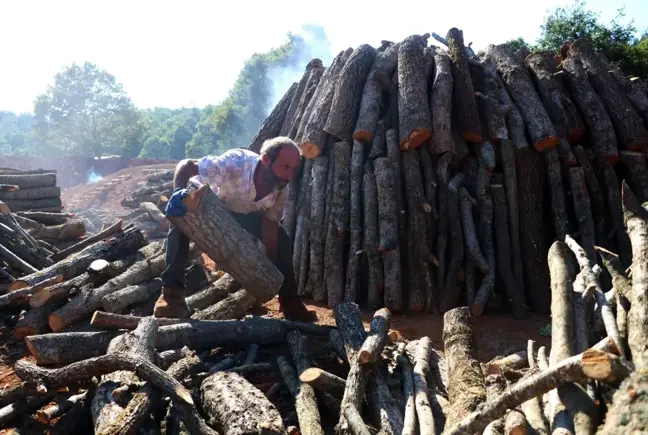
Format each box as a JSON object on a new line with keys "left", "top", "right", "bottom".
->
{"left": 1, "top": 0, "right": 646, "bottom": 114}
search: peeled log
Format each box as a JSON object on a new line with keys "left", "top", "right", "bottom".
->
{"left": 325, "top": 44, "right": 376, "bottom": 141}
{"left": 167, "top": 183, "right": 283, "bottom": 304}
{"left": 447, "top": 28, "right": 482, "bottom": 143}
{"left": 443, "top": 307, "right": 487, "bottom": 429}
{"left": 621, "top": 181, "right": 648, "bottom": 369}
{"left": 353, "top": 43, "right": 400, "bottom": 143}
{"left": 569, "top": 39, "right": 648, "bottom": 151}
{"left": 0, "top": 185, "right": 60, "bottom": 200}
{"left": 561, "top": 54, "right": 618, "bottom": 161}
{"left": 0, "top": 173, "right": 56, "bottom": 189}
{"left": 398, "top": 34, "right": 433, "bottom": 150}
{"left": 201, "top": 371, "right": 284, "bottom": 435}
{"left": 248, "top": 82, "right": 297, "bottom": 153}
{"left": 488, "top": 44, "right": 559, "bottom": 151}
{"left": 429, "top": 52, "right": 455, "bottom": 154}
{"left": 9, "top": 225, "right": 146, "bottom": 291}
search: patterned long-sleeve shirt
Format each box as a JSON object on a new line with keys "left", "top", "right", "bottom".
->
{"left": 188, "top": 148, "right": 286, "bottom": 222}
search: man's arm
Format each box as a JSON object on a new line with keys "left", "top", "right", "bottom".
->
{"left": 173, "top": 159, "right": 199, "bottom": 189}
{"left": 261, "top": 214, "right": 279, "bottom": 263}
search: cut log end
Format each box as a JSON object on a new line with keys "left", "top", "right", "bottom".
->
{"left": 535, "top": 135, "right": 560, "bottom": 152}
{"left": 400, "top": 129, "right": 432, "bottom": 150}
{"left": 48, "top": 313, "right": 66, "bottom": 333}
{"left": 300, "top": 142, "right": 322, "bottom": 159}
{"left": 352, "top": 130, "right": 373, "bottom": 144}
{"left": 461, "top": 132, "right": 484, "bottom": 144}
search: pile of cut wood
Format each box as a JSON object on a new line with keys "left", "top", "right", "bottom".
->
{"left": 253, "top": 32, "right": 648, "bottom": 317}
{"left": 0, "top": 168, "right": 63, "bottom": 213}
{"left": 121, "top": 169, "right": 173, "bottom": 209}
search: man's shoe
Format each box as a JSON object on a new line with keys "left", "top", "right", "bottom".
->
{"left": 278, "top": 296, "right": 317, "bottom": 323}
{"left": 153, "top": 286, "right": 190, "bottom": 318}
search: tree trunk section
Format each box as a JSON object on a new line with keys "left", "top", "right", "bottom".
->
{"left": 248, "top": 82, "right": 297, "bottom": 153}
{"left": 201, "top": 371, "right": 284, "bottom": 435}
{"left": 325, "top": 141, "right": 351, "bottom": 307}
{"left": 9, "top": 225, "right": 146, "bottom": 291}
{"left": 430, "top": 52, "right": 455, "bottom": 154}
{"left": 459, "top": 187, "right": 488, "bottom": 273}
{"left": 0, "top": 185, "right": 60, "bottom": 201}
{"left": 561, "top": 53, "right": 618, "bottom": 161}
{"left": 374, "top": 157, "right": 398, "bottom": 252}
{"left": 307, "top": 155, "right": 328, "bottom": 298}
{"left": 101, "top": 278, "right": 162, "bottom": 313}
{"left": 191, "top": 289, "right": 256, "bottom": 321}
{"left": 447, "top": 28, "right": 482, "bottom": 144}
{"left": 185, "top": 273, "right": 240, "bottom": 312}
{"left": 299, "top": 368, "right": 345, "bottom": 397}
{"left": 621, "top": 181, "right": 648, "bottom": 369}
{"left": 90, "top": 316, "right": 158, "bottom": 435}
{"left": 2, "top": 197, "right": 63, "bottom": 212}
{"left": 443, "top": 307, "right": 487, "bottom": 429}
{"left": 0, "top": 173, "right": 56, "bottom": 189}
{"left": 440, "top": 174, "right": 464, "bottom": 313}
{"left": 325, "top": 44, "right": 376, "bottom": 141}
{"left": 472, "top": 159, "right": 495, "bottom": 316}
{"left": 569, "top": 39, "right": 648, "bottom": 151}
{"left": 598, "top": 159, "right": 632, "bottom": 267}
{"left": 545, "top": 148, "right": 570, "bottom": 241}
{"left": 491, "top": 184, "right": 527, "bottom": 319}
{"left": 49, "top": 254, "right": 168, "bottom": 331}
{"left": 488, "top": 44, "right": 559, "bottom": 151}
{"left": 345, "top": 141, "right": 364, "bottom": 303}
{"left": 619, "top": 151, "right": 648, "bottom": 203}
{"left": 597, "top": 370, "right": 648, "bottom": 434}
{"left": 287, "top": 67, "right": 324, "bottom": 140}
{"left": 167, "top": 183, "right": 283, "bottom": 304}
{"left": 573, "top": 146, "right": 608, "bottom": 249}
{"left": 568, "top": 167, "right": 597, "bottom": 265}
{"left": 281, "top": 59, "right": 324, "bottom": 137}
{"left": 353, "top": 42, "right": 400, "bottom": 144}
{"left": 358, "top": 308, "right": 391, "bottom": 364}
{"left": 398, "top": 34, "right": 433, "bottom": 150}
{"left": 50, "top": 220, "right": 124, "bottom": 262}
{"left": 363, "top": 162, "right": 384, "bottom": 309}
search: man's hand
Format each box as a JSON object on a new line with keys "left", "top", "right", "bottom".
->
{"left": 165, "top": 188, "right": 190, "bottom": 217}
{"left": 261, "top": 215, "right": 279, "bottom": 263}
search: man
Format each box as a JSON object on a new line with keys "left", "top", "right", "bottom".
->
{"left": 154, "top": 136, "right": 315, "bottom": 322}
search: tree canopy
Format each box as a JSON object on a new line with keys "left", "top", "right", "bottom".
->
{"left": 506, "top": 0, "right": 648, "bottom": 79}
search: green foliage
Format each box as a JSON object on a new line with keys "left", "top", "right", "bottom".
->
{"left": 535, "top": 0, "right": 648, "bottom": 79}
{"left": 505, "top": 37, "right": 531, "bottom": 52}
{"left": 0, "top": 112, "right": 36, "bottom": 155}
{"left": 32, "top": 62, "right": 145, "bottom": 157}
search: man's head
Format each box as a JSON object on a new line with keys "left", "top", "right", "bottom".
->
{"left": 259, "top": 137, "right": 301, "bottom": 191}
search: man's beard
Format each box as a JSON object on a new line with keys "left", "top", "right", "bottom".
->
{"left": 264, "top": 167, "right": 289, "bottom": 192}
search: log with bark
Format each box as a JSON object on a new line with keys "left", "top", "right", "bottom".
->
{"left": 0, "top": 173, "right": 57, "bottom": 189}
{"left": 287, "top": 66, "right": 325, "bottom": 140}
{"left": 569, "top": 38, "right": 648, "bottom": 152}
{"left": 619, "top": 151, "right": 648, "bottom": 204}
{"left": 27, "top": 220, "right": 86, "bottom": 242}
{"left": 429, "top": 51, "right": 455, "bottom": 155}
{"left": 325, "top": 141, "right": 351, "bottom": 307}
{"left": 50, "top": 219, "right": 124, "bottom": 262}
{"left": 398, "top": 34, "right": 433, "bottom": 150}
{"left": 362, "top": 161, "right": 384, "bottom": 308}
{"left": 190, "top": 288, "right": 256, "bottom": 321}
{"left": 324, "top": 44, "right": 376, "bottom": 141}
{"left": 3, "top": 197, "right": 63, "bottom": 212}
{"left": 488, "top": 44, "right": 559, "bottom": 151}
{"left": 440, "top": 174, "right": 464, "bottom": 313}
{"left": 306, "top": 155, "right": 328, "bottom": 299}
{"left": 447, "top": 28, "right": 482, "bottom": 144}
{"left": 345, "top": 141, "right": 364, "bottom": 303}
{"left": 0, "top": 185, "right": 60, "bottom": 201}
{"left": 8, "top": 224, "right": 146, "bottom": 291}
{"left": 248, "top": 82, "right": 298, "bottom": 153}
{"left": 281, "top": 59, "right": 325, "bottom": 137}
{"left": 167, "top": 183, "right": 283, "bottom": 304}
{"left": 353, "top": 42, "right": 400, "bottom": 143}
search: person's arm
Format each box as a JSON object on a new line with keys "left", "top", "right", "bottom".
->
{"left": 172, "top": 159, "right": 199, "bottom": 189}
{"left": 261, "top": 189, "right": 287, "bottom": 263}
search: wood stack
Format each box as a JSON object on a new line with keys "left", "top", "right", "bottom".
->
{"left": 120, "top": 174, "right": 173, "bottom": 210}
{"left": 0, "top": 168, "right": 63, "bottom": 213}
{"left": 253, "top": 33, "right": 648, "bottom": 317}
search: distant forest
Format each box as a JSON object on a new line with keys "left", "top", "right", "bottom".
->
{"left": 1, "top": 2, "right": 646, "bottom": 160}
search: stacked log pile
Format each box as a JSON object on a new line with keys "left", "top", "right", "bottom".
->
{"left": 0, "top": 170, "right": 646, "bottom": 433}
{"left": 254, "top": 32, "right": 648, "bottom": 317}
{"left": 0, "top": 168, "right": 63, "bottom": 213}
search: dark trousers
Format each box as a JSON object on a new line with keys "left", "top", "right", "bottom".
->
{"left": 160, "top": 209, "right": 298, "bottom": 300}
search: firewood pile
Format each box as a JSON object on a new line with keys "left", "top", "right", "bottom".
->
{"left": 0, "top": 168, "right": 63, "bottom": 213}
{"left": 0, "top": 177, "right": 646, "bottom": 433}
{"left": 120, "top": 169, "right": 173, "bottom": 210}
{"left": 252, "top": 31, "right": 648, "bottom": 318}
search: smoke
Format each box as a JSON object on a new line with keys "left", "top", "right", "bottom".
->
{"left": 87, "top": 166, "right": 103, "bottom": 183}
{"left": 266, "top": 24, "right": 333, "bottom": 111}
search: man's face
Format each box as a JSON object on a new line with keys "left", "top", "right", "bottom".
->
{"left": 264, "top": 145, "right": 301, "bottom": 191}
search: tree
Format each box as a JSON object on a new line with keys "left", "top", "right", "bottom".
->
{"left": 32, "top": 62, "right": 144, "bottom": 157}
{"left": 505, "top": 37, "right": 530, "bottom": 52}
{"left": 534, "top": 0, "right": 648, "bottom": 79}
